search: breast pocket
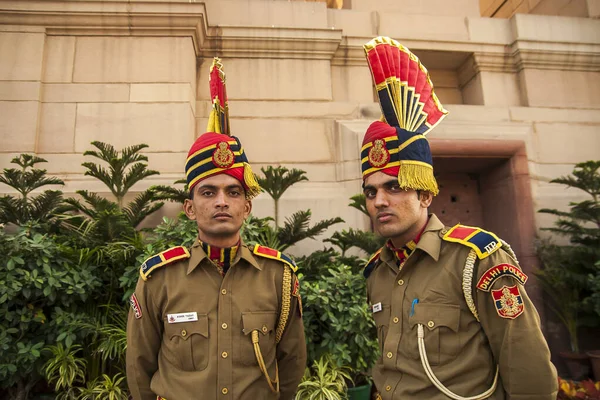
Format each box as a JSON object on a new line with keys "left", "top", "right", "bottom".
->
{"left": 163, "top": 314, "right": 209, "bottom": 371}
{"left": 372, "top": 305, "right": 391, "bottom": 357}
{"left": 237, "top": 311, "right": 278, "bottom": 366}
{"left": 406, "top": 303, "right": 460, "bottom": 366}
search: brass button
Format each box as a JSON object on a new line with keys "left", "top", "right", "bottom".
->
{"left": 385, "top": 385, "right": 392, "bottom": 391}
{"left": 221, "top": 388, "right": 228, "bottom": 395}
{"left": 221, "top": 351, "right": 228, "bottom": 359}
{"left": 221, "top": 289, "right": 227, "bottom": 295}
{"left": 427, "top": 320, "right": 435, "bottom": 328}
{"left": 262, "top": 325, "right": 268, "bottom": 333}
{"left": 393, "top": 317, "right": 399, "bottom": 323}
{"left": 397, "top": 279, "right": 404, "bottom": 286}
{"left": 181, "top": 329, "right": 187, "bottom": 337}
{"left": 221, "top": 323, "right": 228, "bottom": 330}
{"left": 386, "top": 352, "right": 393, "bottom": 359}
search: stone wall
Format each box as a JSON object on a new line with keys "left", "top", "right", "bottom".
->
{"left": 0, "top": 0, "right": 599, "bottom": 257}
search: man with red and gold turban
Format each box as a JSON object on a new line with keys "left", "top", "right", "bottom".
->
{"left": 126, "top": 58, "right": 306, "bottom": 400}
{"left": 360, "top": 37, "right": 557, "bottom": 400}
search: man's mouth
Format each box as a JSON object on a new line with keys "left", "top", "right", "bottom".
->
{"left": 376, "top": 212, "right": 393, "bottom": 223}
{"left": 213, "top": 212, "right": 232, "bottom": 220}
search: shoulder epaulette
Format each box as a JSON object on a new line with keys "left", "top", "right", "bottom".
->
{"left": 253, "top": 244, "right": 298, "bottom": 272}
{"left": 140, "top": 246, "right": 190, "bottom": 281}
{"left": 363, "top": 248, "right": 383, "bottom": 278}
{"left": 443, "top": 224, "right": 502, "bottom": 260}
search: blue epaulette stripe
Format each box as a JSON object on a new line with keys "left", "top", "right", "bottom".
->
{"left": 280, "top": 253, "right": 298, "bottom": 272}
{"left": 141, "top": 255, "right": 162, "bottom": 275}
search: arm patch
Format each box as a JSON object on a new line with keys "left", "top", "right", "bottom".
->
{"left": 253, "top": 244, "right": 298, "bottom": 272}
{"left": 140, "top": 246, "right": 190, "bottom": 281}
{"left": 363, "top": 248, "right": 383, "bottom": 278}
{"left": 477, "top": 263, "right": 528, "bottom": 292}
{"left": 443, "top": 224, "right": 502, "bottom": 259}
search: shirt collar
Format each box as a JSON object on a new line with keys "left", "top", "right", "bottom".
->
{"left": 380, "top": 214, "right": 445, "bottom": 265}
{"left": 187, "top": 239, "right": 261, "bottom": 275}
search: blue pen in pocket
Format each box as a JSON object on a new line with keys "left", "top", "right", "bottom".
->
{"left": 410, "top": 298, "right": 419, "bottom": 316}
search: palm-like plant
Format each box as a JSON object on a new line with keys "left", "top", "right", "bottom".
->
{"left": 43, "top": 344, "right": 87, "bottom": 393}
{"left": 348, "top": 194, "right": 368, "bottom": 217}
{"left": 0, "top": 154, "right": 64, "bottom": 225}
{"left": 151, "top": 178, "right": 189, "bottom": 204}
{"left": 258, "top": 166, "right": 308, "bottom": 227}
{"left": 60, "top": 142, "right": 163, "bottom": 241}
{"left": 324, "top": 228, "right": 383, "bottom": 256}
{"left": 295, "top": 354, "right": 352, "bottom": 400}
{"left": 278, "top": 211, "right": 343, "bottom": 252}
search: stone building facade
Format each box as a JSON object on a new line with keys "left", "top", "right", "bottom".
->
{"left": 1, "top": 0, "right": 599, "bottom": 364}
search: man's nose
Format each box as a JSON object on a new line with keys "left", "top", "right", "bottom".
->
{"left": 374, "top": 189, "right": 388, "bottom": 208}
{"left": 215, "top": 190, "right": 228, "bottom": 207}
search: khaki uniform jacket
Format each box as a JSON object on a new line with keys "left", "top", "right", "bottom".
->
{"left": 367, "top": 214, "right": 557, "bottom": 400}
{"left": 126, "top": 241, "right": 307, "bottom": 400}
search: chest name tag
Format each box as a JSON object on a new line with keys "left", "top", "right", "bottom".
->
{"left": 167, "top": 312, "right": 198, "bottom": 323}
{"left": 372, "top": 302, "right": 382, "bottom": 313}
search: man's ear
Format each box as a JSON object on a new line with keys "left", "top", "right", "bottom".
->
{"left": 420, "top": 191, "right": 433, "bottom": 209}
{"left": 183, "top": 199, "right": 196, "bottom": 220}
{"left": 244, "top": 200, "right": 252, "bottom": 219}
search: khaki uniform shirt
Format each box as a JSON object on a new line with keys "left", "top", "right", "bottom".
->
{"left": 126, "top": 242, "right": 307, "bottom": 400}
{"left": 367, "top": 214, "right": 557, "bottom": 400}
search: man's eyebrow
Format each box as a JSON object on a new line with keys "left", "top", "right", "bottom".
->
{"left": 197, "top": 184, "right": 217, "bottom": 190}
{"left": 382, "top": 179, "right": 399, "bottom": 187}
{"left": 226, "top": 184, "right": 244, "bottom": 190}
{"left": 363, "top": 184, "right": 375, "bottom": 192}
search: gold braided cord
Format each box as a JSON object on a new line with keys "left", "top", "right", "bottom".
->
{"left": 276, "top": 265, "right": 292, "bottom": 344}
{"left": 462, "top": 249, "right": 480, "bottom": 322}
{"left": 252, "top": 330, "right": 280, "bottom": 393}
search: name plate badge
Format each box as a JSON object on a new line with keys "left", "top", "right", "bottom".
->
{"left": 167, "top": 312, "right": 198, "bottom": 323}
{"left": 372, "top": 302, "right": 382, "bottom": 313}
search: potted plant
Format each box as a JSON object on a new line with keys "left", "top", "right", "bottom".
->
{"left": 536, "top": 160, "right": 600, "bottom": 380}
{"left": 301, "top": 264, "right": 380, "bottom": 400}
{"left": 295, "top": 354, "right": 352, "bottom": 400}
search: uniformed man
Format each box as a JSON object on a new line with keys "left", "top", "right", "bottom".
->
{"left": 126, "top": 58, "right": 306, "bottom": 400}
{"left": 359, "top": 37, "right": 558, "bottom": 400}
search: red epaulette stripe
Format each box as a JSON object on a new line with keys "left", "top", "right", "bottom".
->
{"left": 447, "top": 226, "right": 477, "bottom": 240}
{"left": 162, "top": 246, "right": 188, "bottom": 260}
{"left": 255, "top": 245, "right": 279, "bottom": 258}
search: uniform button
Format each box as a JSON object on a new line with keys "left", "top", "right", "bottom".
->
{"left": 386, "top": 352, "right": 393, "bottom": 359}
{"left": 221, "top": 323, "right": 228, "bottom": 330}
{"left": 221, "top": 351, "right": 228, "bottom": 359}
{"left": 427, "top": 320, "right": 435, "bottom": 328}
{"left": 393, "top": 317, "right": 399, "bottom": 323}
{"left": 181, "top": 329, "right": 187, "bottom": 337}
{"left": 385, "top": 385, "right": 392, "bottom": 391}
{"left": 221, "top": 388, "right": 228, "bottom": 395}
{"left": 262, "top": 325, "right": 268, "bottom": 333}
{"left": 221, "top": 289, "right": 227, "bottom": 295}
{"left": 397, "top": 279, "right": 404, "bottom": 286}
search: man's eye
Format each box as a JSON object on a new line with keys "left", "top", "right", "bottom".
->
{"left": 201, "top": 191, "right": 214, "bottom": 197}
{"left": 364, "top": 190, "right": 376, "bottom": 199}
{"left": 230, "top": 190, "right": 241, "bottom": 197}
{"left": 389, "top": 184, "right": 401, "bottom": 192}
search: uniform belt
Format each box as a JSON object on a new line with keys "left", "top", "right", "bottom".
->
{"left": 157, "top": 397, "right": 166, "bottom": 400}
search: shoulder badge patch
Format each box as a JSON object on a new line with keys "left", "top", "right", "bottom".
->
{"left": 443, "top": 224, "right": 502, "bottom": 259}
{"left": 492, "top": 285, "right": 525, "bottom": 319}
{"left": 292, "top": 275, "right": 302, "bottom": 317}
{"left": 130, "top": 293, "right": 142, "bottom": 319}
{"left": 253, "top": 244, "right": 298, "bottom": 272}
{"left": 477, "top": 263, "right": 528, "bottom": 292}
{"left": 363, "top": 248, "right": 383, "bottom": 278}
{"left": 140, "top": 246, "right": 190, "bottom": 281}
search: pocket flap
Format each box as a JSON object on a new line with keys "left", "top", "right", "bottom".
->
{"left": 165, "top": 313, "right": 208, "bottom": 340}
{"left": 241, "top": 311, "right": 277, "bottom": 336}
{"left": 409, "top": 303, "right": 460, "bottom": 332}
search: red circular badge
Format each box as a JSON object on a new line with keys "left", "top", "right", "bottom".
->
{"left": 368, "top": 139, "right": 391, "bottom": 168}
{"left": 212, "top": 141, "right": 235, "bottom": 168}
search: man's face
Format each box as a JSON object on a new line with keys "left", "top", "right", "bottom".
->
{"left": 363, "top": 171, "right": 432, "bottom": 243}
{"left": 184, "top": 174, "right": 251, "bottom": 246}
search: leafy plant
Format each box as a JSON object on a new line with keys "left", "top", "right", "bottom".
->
{"left": 43, "top": 344, "right": 87, "bottom": 393}
{"left": 60, "top": 141, "right": 163, "bottom": 241}
{"left": 0, "top": 224, "right": 99, "bottom": 400}
{"left": 295, "top": 354, "right": 353, "bottom": 400}
{"left": 151, "top": 178, "right": 189, "bottom": 204}
{"left": 258, "top": 166, "right": 307, "bottom": 227}
{"left": 536, "top": 160, "right": 600, "bottom": 353}
{"left": 0, "top": 154, "right": 64, "bottom": 226}
{"left": 301, "top": 264, "right": 379, "bottom": 387}
{"left": 348, "top": 194, "right": 368, "bottom": 217}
